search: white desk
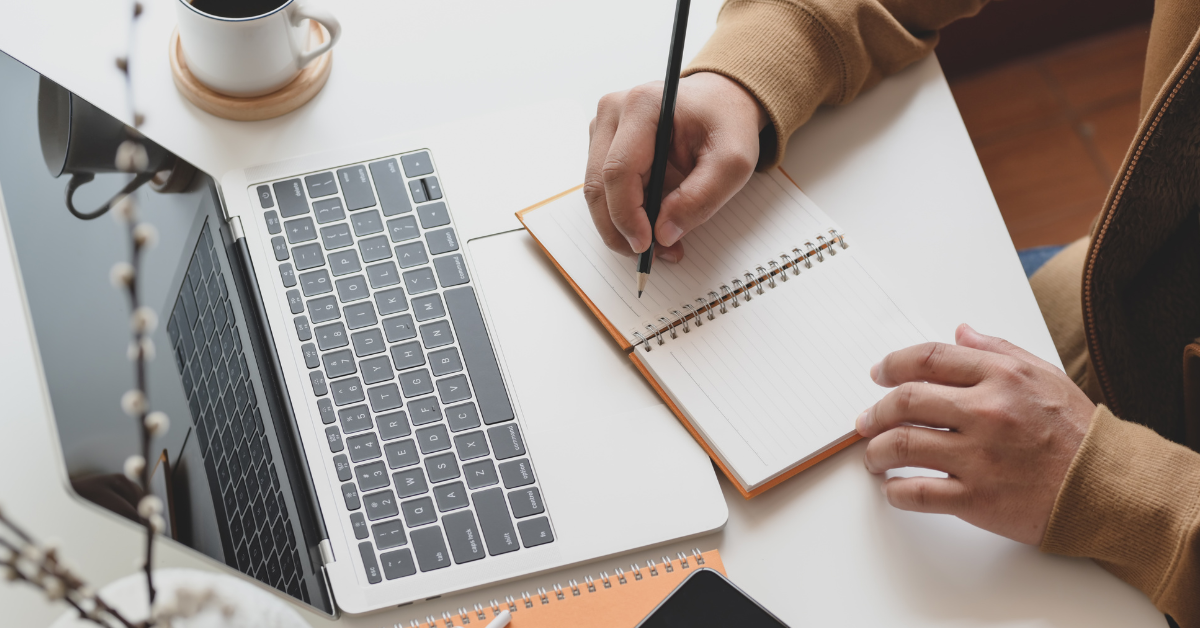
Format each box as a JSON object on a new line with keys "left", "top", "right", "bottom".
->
{"left": 0, "top": 1, "right": 1163, "bottom": 626}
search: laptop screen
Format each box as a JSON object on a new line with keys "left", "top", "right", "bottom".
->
{"left": 0, "top": 50, "right": 333, "bottom": 615}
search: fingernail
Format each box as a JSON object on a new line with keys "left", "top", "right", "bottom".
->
{"left": 626, "top": 235, "right": 642, "bottom": 254}
{"left": 880, "top": 481, "right": 889, "bottom": 497}
{"left": 658, "top": 221, "right": 683, "bottom": 247}
{"left": 856, "top": 409, "right": 870, "bottom": 434}
{"left": 869, "top": 362, "right": 881, "bottom": 382}
{"left": 659, "top": 250, "right": 679, "bottom": 263}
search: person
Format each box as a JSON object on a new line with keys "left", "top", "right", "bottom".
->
{"left": 584, "top": 1, "right": 1200, "bottom": 625}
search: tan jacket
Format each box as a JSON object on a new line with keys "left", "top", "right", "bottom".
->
{"left": 683, "top": 1, "right": 1200, "bottom": 624}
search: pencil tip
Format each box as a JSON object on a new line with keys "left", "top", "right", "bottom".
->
{"left": 637, "top": 291, "right": 643, "bottom": 298}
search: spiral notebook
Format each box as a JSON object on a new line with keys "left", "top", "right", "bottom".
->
{"left": 517, "top": 168, "right": 932, "bottom": 497}
{"left": 407, "top": 549, "right": 724, "bottom": 628}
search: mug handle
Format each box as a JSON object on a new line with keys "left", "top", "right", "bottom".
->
{"left": 65, "top": 172, "right": 156, "bottom": 221}
{"left": 292, "top": 2, "right": 342, "bottom": 68}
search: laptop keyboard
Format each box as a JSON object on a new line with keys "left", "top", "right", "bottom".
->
{"left": 257, "top": 150, "right": 554, "bottom": 584}
{"left": 166, "top": 221, "right": 308, "bottom": 601}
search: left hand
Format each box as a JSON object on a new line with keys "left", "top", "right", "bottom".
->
{"left": 855, "top": 324, "right": 1096, "bottom": 545}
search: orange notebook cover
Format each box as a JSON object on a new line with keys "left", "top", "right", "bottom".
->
{"left": 412, "top": 549, "right": 724, "bottom": 628}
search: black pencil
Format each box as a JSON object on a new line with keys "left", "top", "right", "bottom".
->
{"left": 637, "top": 0, "right": 691, "bottom": 298}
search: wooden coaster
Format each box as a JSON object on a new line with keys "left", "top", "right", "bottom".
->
{"left": 169, "top": 21, "right": 332, "bottom": 121}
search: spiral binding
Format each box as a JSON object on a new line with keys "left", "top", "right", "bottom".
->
{"left": 635, "top": 229, "right": 849, "bottom": 351}
{"left": 401, "top": 548, "right": 710, "bottom": 627}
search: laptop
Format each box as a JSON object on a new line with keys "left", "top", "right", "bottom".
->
{"left": 0, "top": 54, "right": 726, "bottom": 615}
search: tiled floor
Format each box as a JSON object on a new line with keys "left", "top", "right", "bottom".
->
{"left": 948, "top": 24, "right": 1150, "bottom": 249}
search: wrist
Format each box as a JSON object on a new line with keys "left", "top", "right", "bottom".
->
{"left": 691, "top": 71, "right": 770, "bottom": 132}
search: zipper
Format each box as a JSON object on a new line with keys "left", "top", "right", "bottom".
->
{"left": 1083, "top": 48, "right": 1200, "bottom": 415}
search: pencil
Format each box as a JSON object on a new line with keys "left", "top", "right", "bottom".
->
{"left": 636, "top": 0, "right": 691, "bottom": 298}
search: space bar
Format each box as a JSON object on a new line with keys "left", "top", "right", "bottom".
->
{"left": 444, "top": 286, "right": 515, "bottom": 425}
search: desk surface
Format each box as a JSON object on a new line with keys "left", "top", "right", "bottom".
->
{"left": 0, "top": 1, "right": 1163, "bottom": 626}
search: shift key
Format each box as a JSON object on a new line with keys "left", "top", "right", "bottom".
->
{"left": 472, "top": 487, "right": 519, "bottom": 556}
{"left": 369, "top": 159, "right": 413, "bottom": 216}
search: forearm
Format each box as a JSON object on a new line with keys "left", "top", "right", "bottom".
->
{"left": 683, "top": 0, "right": 989, "bottom": 167}
{"left": 1041, "top": 406, "right": 1200, "bottom": 625}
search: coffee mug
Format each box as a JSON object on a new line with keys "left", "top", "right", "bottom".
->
{"left": 175, "top": 0, "right": 342, "bottom": 98}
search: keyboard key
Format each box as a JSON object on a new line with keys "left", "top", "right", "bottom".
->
{"left": 400, "top": 151, "right": 435, "bottom": 178}
{"left": 434, "top": 482, "right": 469, "bottom": 512}
{"left": 344, "top": 302, "right": 378, "bottom": 329}
{"left": 366, "top": 262, "right": 400, "bottom": 288}
{"left": 446, "top": 402, "right": 480, "bottom": 432}
{"left": 392, "top": 468, "right": 428, "bottom": 498}
{"left": 426, "top": 229, "right": 459, "bottom": 257}
{"left": 390, "top": 341, "right": 425, "bottom": 371}
{"left": 368, "top": 384, "right": 403, "bottom": 413}
{"left": 382, "top": 314, "right": 417, "bottom": 342}
{"left": 508, "top": 487, "right": 544, "bottom": 518}
{"left": 489, "top": 424, "right": 526, "bottom": 460}
{"left": 338, "top": 404, "right": 372, "bottom": 434}
{"left": 284, "top": 217, "right": 317, "bottom": 244}
{"left": 517, "top": 517, "right": 554, "bottom": 548}
{"left": 301, "top": 342, "right": 320, "bottom": 368}
{"left": 308, "top": 295, "right": 340, "bottom": 324}
{"left": 443, "top": 511, "right": 486, "bottom": 566}
{"left": 411, "top": 294, "right": 445, "bottom": 322}
{"left": 315, "top": 322, "right": 348, "bottom": 350}
{"left": 346, "top": 432, "right": 381, "bottom": 463}
{"left": 292, "top": 243, "right": 325, "bottom": 270}
{"left": 335, "top": 275, "right": 370, "bottom": 303}
{"left": 328, "top": 250, "right": 362, "bottom": 276}
{"left": 331, "top": 376, "right": 366, "bottom": 406}
{"left": 360, "top": 355, "right": 394, "bottom": 385}
{"left": 304, "top": 171, "right": 337, "bottom": 198}
{"left": 384, "top": 439, "right": 419, "bottom": 469}
{"left": 375, "top": 287, "right": 409, "bottom": 316}
{"left": 436, "top": 374, "right": 471, "bottom": 404}
{"left": 386, "top": 216, "right": 419, "bottom": 242}
{"left": 422, "top": 176, "right": 442, "bottom": 200}
{"left": 320, "top": 223, "right": 353, "bottom": 250}
{"left": 400, "top": 368, "right": 435, "bottom": 397}
{"left": 445, "top": 287, "right": 514, "bottom": 425}
{"left": 359, "top": 236, "right": 392, "bottom": 263}
{"left": 373, "top": 519, "right": 407, "bottom": 550}
{"left": 357, "top": 461, "right": 390, "bottom": 491}
{"left": 273, "top": 179, "right": 306, "bottom": 217}
{"left": 271, "top": 236, "right": 289, "bottom": 261}
{"left": 408, "top": 396, "right": 442, "bottom": 425}
{"left": 341, "top": 482, "right": 361, "bottom": 510}
{"left": 337, "top": 165, "right": 376, "bottom": 210}
{"left": 317, "top": 398, "right": 336, "bottom": 424}
{"left": 394, "top": 241, "right": 428, "bottom": 268}
{"left": 334, "top": 454, "right": 353, "bottom": 481}
{"left": 287, "top": 289, "right": 305, "bottom": 314}
{"left": 403, "top": 268, "right": 437, "bottom": 295}
{"left": 350, "top": 512, "right": 369, "bottom": 539}
{"left": 380, "top": 548, "right": 417, "bottom": 580}
{"left": 293, "top": 315, "right": 311, "bottom": 341}
{"left": 425, "top": 452, "right": 460, "bottom": 483}
{"left": 433, "top": 254, "right": 470, "bottom": 287}
{"left": 310, "top": 370, "right": 329, "bottom": 396}
{"left": 326, "top": 426, "right": 343, "bottom": 452}
{"left": 429, "top": 347, "right": 463, "bottom": 376}
{"left": 313, "top": 198, "right": 345, "bottom": 224}
{"left": 453, "top": 430, "right": 489, "bottom": 461}
{"left": 402, "top": 497, "right": 437, "bottom": 528}
{"left": 472, "top": 488, "right": 519, "bottom": 556}
{"left": 351, "top": 209, "right": 384, "bottom": 236}
{"left": 416, "top": 424, "right": 451, "bottom": 454}
{"left": 258, "top": 186, "right": 275, "bottom": 210}
{"left": 420, "top": 320, "right": 454, "bottom": 348}
{"left": 322, "top": 349, "right": 357, "bottom": 378}
{"left": 411, "top": 526, "right": 451, "bottom": 572}
{"left": 498, "top": 458, "right": 535, "bottom": 488}
{"left": 377, "top": 409, "right": 410, "bottom": 440}
{"left": 299, "top": 269, "right": 333, "bottom": 296}
{"left": 417, "top": 202, "right": 450, "bottom": 229}
{"left": 463, "top": 459, "right": 499, "bottom": 489}
{"left": 279, "top": 263, "right": 296, "bottom": 287}
{"left": 357, "top": 542, "right": 381, "bottom": 584}
{"left": 369, "top": 159, "right": 413, "bottom": 216}
{"left": 408, "top": 179, "right": 428, "bottom": 204}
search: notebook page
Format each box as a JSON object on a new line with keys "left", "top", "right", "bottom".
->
{"left": 521, "top": 169, "right": 837, "bottom": 346}
{"left": 637, "top": 247, "right": 929, "bottom": 489}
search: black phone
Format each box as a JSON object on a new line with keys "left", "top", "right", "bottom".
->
{"left": 636, "top": 568, "right": 791, "bottom": 627}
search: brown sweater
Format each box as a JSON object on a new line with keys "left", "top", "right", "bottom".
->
{"left": 683, "top": 1, "right": 1200, "bottom": 624}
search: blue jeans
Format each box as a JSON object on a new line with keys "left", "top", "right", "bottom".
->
{"left": 1017, "top": 245, "right": 1066, "bottom": 278}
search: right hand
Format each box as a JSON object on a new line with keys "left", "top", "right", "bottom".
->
{"left": 584, "top": 72, "right": 769, "bottom": 262}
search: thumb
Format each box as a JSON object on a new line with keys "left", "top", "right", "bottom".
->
{"left": 654, "top": 151, "right": 755, "bottom": 247}
{"left": 955, "top": 323, "right": 1060, "bottom": 374}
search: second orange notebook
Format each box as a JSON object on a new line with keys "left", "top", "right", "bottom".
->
{"left": 516, "top": 169, "right": 933, "bottom": 498}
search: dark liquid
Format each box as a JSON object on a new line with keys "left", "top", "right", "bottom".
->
{"left": 188, "top": 0, "right": 289, "bottom": 19}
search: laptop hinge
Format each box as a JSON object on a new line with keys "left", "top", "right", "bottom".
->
{"left": 319, "top": 539, "right": 336, "bottom": 565}
{"left": 228, "top": 215, "right": 245, "bottom": 241}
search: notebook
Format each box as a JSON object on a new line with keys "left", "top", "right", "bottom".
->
{"left": 516, "top": 169, "right": 932, "bottom": 497}
{"left": 408, "top": 549, "right": 724, "bottom": 628}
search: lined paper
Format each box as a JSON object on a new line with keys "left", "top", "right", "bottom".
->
{"left": 521, "top": 169, "right": 836, "bottom": 345}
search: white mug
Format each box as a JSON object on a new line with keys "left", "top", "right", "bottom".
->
{"left": 175, "top": 0, "right": 342, "bottom": 98}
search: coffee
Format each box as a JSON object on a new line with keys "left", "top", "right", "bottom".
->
{"left": 188, "top": 0, "right": 289, "bottom": 19}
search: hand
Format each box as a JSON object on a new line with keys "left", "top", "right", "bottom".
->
{"left": 584, "top": 72, "right": 768, "bottom": 262}
{"left": 855, "top": 324, "right": 1096, "bottom": 545}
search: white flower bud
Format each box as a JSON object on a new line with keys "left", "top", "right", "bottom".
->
{"left": 131, "top": 306, "right": 157, "bottom": 334}
{"left": 149, "top": 513, "right": 165, "bottom": 534}
{"left": 137, "top": 495, "right": 162, "bottom": 519}
{"left": 145, "top": 411, "right": 169, "bottom": 437}
{"left": 109, "top": 262, "right": 134, "bottom": 289}
{"left": 120, "top": 389, "right": 147, "bottom": 417}
{"left": 133, "top": 223, "right": 158, "bottom": 249}
{"left": 123, "top": 455, "right": 145, "bottom": 482}
{"left": 19, "top": 545, "right": 42, "bottom": 565}
{"left": 42, "top": 575, "right": 65, "bottom": 600}
{"left": 111, "top": 195, "right": 136, "bottom": 223}
{"left": 115, "top": 140, "right": 149, "bottom": 173}
{"left": 140, "top": 338, "right": 155, "bottom": 362}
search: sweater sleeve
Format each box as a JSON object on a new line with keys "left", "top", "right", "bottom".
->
{"left": 682, "top": 0, "right": 989, "bottom": 168}
{"left": 1041, "top": 406, "right": 1200, "bottom": 625}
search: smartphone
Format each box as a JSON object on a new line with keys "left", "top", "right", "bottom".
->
{"left": 636, "top": 568, "right": 791, "bottom": 627}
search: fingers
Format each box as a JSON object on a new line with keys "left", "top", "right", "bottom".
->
{"left": 871, "top": 342, "right": 996, "bottom": 388}
{"left": 881, "top": 476, "right": 971, "bottom": 515}
{"left": 856, "top": 382, "right": 968, "bottom": 437}
{"left": 955, "top": 323, "right": 1060, "bottom": 374}
{"left": 654, "top": 147, "right": 756, "bottom": 248}
{"left": 863, "top": 426, "right": 965, "bottom": 475}
{"left": 600, "top": 84, "right": 663, "bottom": 254}
{"left": 584, "top": 97, "right": 636, "bottom": 256}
